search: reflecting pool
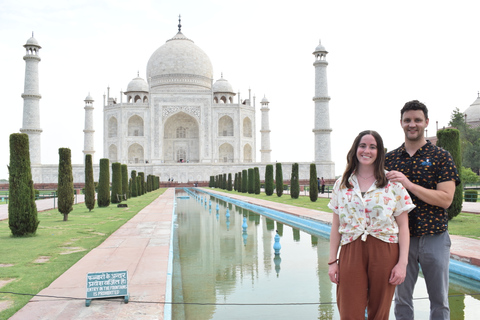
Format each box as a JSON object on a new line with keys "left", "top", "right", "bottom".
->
{"left": 172, "top": 190, "right": 480, "bottom": 320}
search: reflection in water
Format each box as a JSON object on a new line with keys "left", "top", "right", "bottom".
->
{"left": 173, "top": 190, "right": 480, "bottom": 320}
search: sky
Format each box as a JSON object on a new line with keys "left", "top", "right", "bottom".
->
{"left": 1, "top": 0, "right": 480, "bottom": 180}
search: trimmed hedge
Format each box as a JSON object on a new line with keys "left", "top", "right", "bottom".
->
{"left": 58, "top": 148, "right": 74, "bottom": 220}
{"left": 111, "top": 162, "right": 122, "bottom": 204}
{"left": 97, "top": 158, "right": 110, "bottom": 207}
{"left": 265, "top": 165, "right": 274, "bottom": 196}
{"left": 464, "top": 190, "right": 477, "bottom": 202}
{"left": 275, "top": 163, "right": 283, "bottom": 197}
{"left": 84, "top": 154, "right": 95, "bottom": 211}
{"left": 291, "top": 163, "right": 299, "bottom": 199}
{"left": 309, "top": 163, "right": 318, "bottom": 202}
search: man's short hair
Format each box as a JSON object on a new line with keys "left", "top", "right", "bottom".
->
{"left": 401, "top": 100, "right": 428, "bottom": 119}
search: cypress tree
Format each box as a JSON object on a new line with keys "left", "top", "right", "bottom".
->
{"left": 8, "top": 133, "right": 39, "bottom": 236}
{"left": 242, "top": 169, "right": 248, "bottom": 193}
{"left": 309, "top": 163, "right": 318, "bottom": 202}
{"left": 254, "top": 167, "right": 261, "bottom": 194}
{"left": 248, "top": 168, "right": 255, "bottom": 194}
{"left": 234, "top": 173, "right": 238, "bottom": 191}
{"left": 223, "top": 173, "right": 227, "bottom": 189}
{"left": 265, "top": 165, "right": 274, "bottom": 196}
{"left": 275, "top": 163, "right": 283, "bottom": 197}
{"left": 98, "top": 158, "right": 110, "bottom": 207}
{"left": 237, "top": 172, "right": 242, "bottom": 192}
{"left": 291, "top": 163, "right": 300, "bottom": 199}
{"left": 130, "top": 170, "right": 137, "bottom": 197}
{"left": 121, "top": 164, "right": 129, "bottom": 199}
{"left": 227, "top": 173, "right": 233, "bottom": 191}
{"left": 84, "top": 154, "right": 95, "bottom": 211}
{"left": 111, "top": 162, "right": 122, "bottom": 204}
{"left": 437, "top": 128, "right": 463, "bottom": 220}
{"left": 138, "top": 172, "right": 145, "bottom": 195}
{"left": 58, "top": 148, "right": 74, "bottom": 221}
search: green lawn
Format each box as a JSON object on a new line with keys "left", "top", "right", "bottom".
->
{"left": 0, "top": 188, "right": 165, "bottom": 319}
{"left": 209, "top": 188, "right": 480, "bottom": 240}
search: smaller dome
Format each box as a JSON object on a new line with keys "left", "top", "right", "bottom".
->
{"left": 126, "top": 75, "right": 149, "bottom": 93}
{"left": 464, "top": 94, "right": 480, "bottom": 125}
{"left": 213, "top": 74, "right": 234, "bottom": 93}
{"left": 25, "top": 35, "right": 41, "bottom": 48}
{"left": 314, "top": 40, "right": 326, "bottom": 52}
{"left": 261, "top": 96, "right": 269, "bottom": 104}
{"left": 84, "top": 93, "right": 94, "bottom": 101}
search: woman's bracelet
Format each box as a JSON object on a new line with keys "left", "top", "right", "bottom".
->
{"left": 327, "top": 259, "right": 338, "bottom": 265}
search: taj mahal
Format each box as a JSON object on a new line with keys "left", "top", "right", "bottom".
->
{"left": 19, "top": 20, "right": 335, "bottom": 184}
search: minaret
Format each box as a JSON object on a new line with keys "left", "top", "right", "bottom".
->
{"left": 260, "top": 96, "right": 272, "bottom": 162}
{"left": 20, "top": 33, "right": 42, "bottom": 165}
{"left": 83, "top": 93, "right": 95, "bottom": 162}
{"left": 312, "top": 40, "right": 332, "bottom": 163}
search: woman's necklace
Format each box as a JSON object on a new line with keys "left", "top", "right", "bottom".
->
{"left": 357, "top": 173, "right": 374, "bottom": 180}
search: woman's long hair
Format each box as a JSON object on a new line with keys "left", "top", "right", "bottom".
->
{"left": 340, "top": 130, "right": 388, "bottom": 189}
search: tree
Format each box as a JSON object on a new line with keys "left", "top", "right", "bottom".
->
{"left": 265, "top": 165, "right": 274, "bottom": 196}
{"left": 309, "top": 163, "right": 318, "bottom": 202}
{"left": 223, "top": 173, "right": 227, "bottom": 189}
{"left": 234, "top": 173, "right": 238, "bottom": 191}
{"left": 275, "top": 163, "right": 283, "bottom": 197}
{"left": 121, "top": 164, "right": 129, "bottom": 199}
{"left": 8, "top": 133, "right": 39, "bottom": 236}
{"left": 291, "top": 163, "right": 300, "bottom": 199}
{"left": 138, "top": 172, "right": 145, "bottom": 195}
{"left": 237, "top": 172, "right": 242, "bottom": 192}
{"left": 130, "top": 170, "right": 137, "bottom": 197}
{"left": 461, "top": 166, "right": 479, "bottom": 184}
{"left": 227, "top": 173, "right": 233, "bottom": 191}
{"left": 437, "top": 128, "right": 462, "bottom": 220}
{"left": 248, "top": 168, "right": 255, "bottom": 194}
{"left": 111, "top": 162, "right": 122, "bottom": 204}
{"left": 242, "top": 169, "right": 248, "bottom": 193}
{"left": 84, "top": 154, "right": 95, "bottom": 211}
{"left": 98, "top": 158, "right": 110, "bottom": 207}
{"left": 58, "top": 148, "right": 74, "bottom": 221}
{"left": 254, "top": 167, "right": 261, "bottom": 194}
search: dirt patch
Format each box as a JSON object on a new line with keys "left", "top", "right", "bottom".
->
{"left": 0, "top": 300, "right": 13, "bottom": 313}
{"left": 0, "top": 278, "right": 15, "bottom": 288}
{"left": 34, "top": 256, "right": 51, "bottom": 263}
{"left": 60, "top": 247, "right": 86, "bottom": 255}
{"left": 0, "top": 264, "right": 14, "bottom": 267}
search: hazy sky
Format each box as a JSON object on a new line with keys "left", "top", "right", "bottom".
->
{"left": 1, "top": 0, "right": 479, "bottom": 180}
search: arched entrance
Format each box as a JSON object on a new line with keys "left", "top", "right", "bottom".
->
{"left": 164, "top": 112, "right": 199, "bottom": 163}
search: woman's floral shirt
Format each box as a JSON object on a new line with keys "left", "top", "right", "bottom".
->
{"left": 328, "top": 172, "right": 415, "bottom": 246}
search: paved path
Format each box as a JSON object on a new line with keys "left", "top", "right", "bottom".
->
{"left": 4, "top": 188, "right": 480, "bottom": 319}
{"left": 9, "top": 188, "right": 174, "bottom": 320}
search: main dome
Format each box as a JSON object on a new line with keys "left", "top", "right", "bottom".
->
{"left": 146, "top": 32, "right": 213, "bottom": 89}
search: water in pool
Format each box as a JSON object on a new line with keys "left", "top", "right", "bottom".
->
{"left": 172, "top": 190, "right": 480, "bottom": 319}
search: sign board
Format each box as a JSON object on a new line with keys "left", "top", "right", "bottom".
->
{"left": 86, "top": 270, "right": 128, "bottom": 306}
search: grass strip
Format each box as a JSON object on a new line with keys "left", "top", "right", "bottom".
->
{"left": 0, "top": 188, "right": 166, "bottom": 319}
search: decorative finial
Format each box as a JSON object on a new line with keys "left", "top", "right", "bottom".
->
{"left": 137, "top": 71, "right": 139, "bottom": 77}
{"left": 221, "top": 72, "right": 223, "bottom": 79}
{"left": 32, "top": 31, "right": 34, "bottom": 37}
{"left": 178, "top": 14, "right": 182, "bottom": 32}
{"left": 478, "top": 91, "right": 479, "bottom": 98}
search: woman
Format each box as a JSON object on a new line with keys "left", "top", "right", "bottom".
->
{"left": 328, "top": 130, "right": 414, "bottom": 319}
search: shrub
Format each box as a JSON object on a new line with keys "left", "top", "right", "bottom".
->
{"left": 58, "top": 148, "right": 74, "bottom": 221}
{"left": 248, "top": 168, "right": 255, "bottom": 194}
{"left": 291, "top": 163, "right": 299, "bottom": 199}
{"left": 130, "top": 170, "right": 137, "bottom": 197}
{"left": 223, "top": 173, "right": 227, "bottom": 189}
{"left": 437, "top": 128, "right": 462, "bottom": 219}
{"left": 237, "top": 172, "right": 242, "bottom": 192}
{"left": 234, "top": 173, "right": 238, "bottom": 191}
{"left": 254, "top": 167, "right": 260, "bottom": 194}
{"left": 84, "top": 154, "right": 95, "bottom": 211}
{"left": 309, "top": 163, "right": 318, "bottom": 202}
{"left": 111, "top": 162, "right": 122, "bottom": 204}
{"left": 138, "top": 172, "right": 145, "bottom": 195}
{"left": 8, "top": 133, "right": 39, "bottom": 236}
{"left": 121, "top": 164, "right": 129, "bottom": 199}
{"left": 275, "top": 163, "right": 283, "bottom": 197}
{"left": 265, "top": 165, "right": 274, "bottom": 196}
{"left": 242, "top": 169, "right": 248, "bottom": 193}
{"left": 227, "top": 173, "right": 233, "bottom": 191}
{"left": 98, "top": 158, "right": 110, "bottom": 207}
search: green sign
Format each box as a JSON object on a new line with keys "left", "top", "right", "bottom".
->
{"left": 86, "top": 270, "right": 128, "bottom": 303}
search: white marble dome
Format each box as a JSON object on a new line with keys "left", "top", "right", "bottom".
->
{"left": 146, "top": 31, "right": 213, "bottom": 89}
{"left": 213, "top": 75, "right": 234, "bottom": 93}
{"left": 464, "top": 95, "right": 480, "bottom": 127}
{"left": 25, "top": 36, "right": 40, "bottom": 46}
{"left": 126, "top": 76, "right": 149, "bottom": 93}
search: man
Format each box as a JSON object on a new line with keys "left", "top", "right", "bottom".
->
{"left": 385, "top": 100, "right": 460, "bottom": 319}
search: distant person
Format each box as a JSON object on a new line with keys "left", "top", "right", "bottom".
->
{"left": 328, "top": 130, "right": 414, "bottom": 319}
{"left": 385, "top": 100, "right": 460, "bottom": 319}
{"left": 321, "top": 177, "right": 325, "bottom": 194}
